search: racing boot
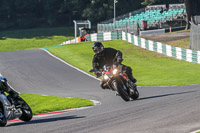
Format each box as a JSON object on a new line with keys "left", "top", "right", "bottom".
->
{"left": 126, "top": 70, "right": 137, "bottom": 84}
{"left": 123, "top": 66, "right": 137, "bottom": 83}
{"left": 127, "top": 73, "right": 137, "bottom": 92}
{"left": 129, "top": 76, "right": 137, "bottom": 84}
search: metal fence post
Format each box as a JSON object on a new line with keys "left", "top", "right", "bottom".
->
{"left": 198, "top": 24, "right": 200, "bottom": 50}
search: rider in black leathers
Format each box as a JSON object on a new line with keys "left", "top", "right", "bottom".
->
{"left": 92, "top": 42, "right": 137, "bottom": 89}
{"left": 0, "top": 76, "right": 19, "bottom": 99}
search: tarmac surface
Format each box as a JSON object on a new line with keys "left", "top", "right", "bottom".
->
{"left": 142, "top": 31, "right": 190, "bottom": 42}
{"left": 0, "top": 49, "right": 200, "bottom": 133}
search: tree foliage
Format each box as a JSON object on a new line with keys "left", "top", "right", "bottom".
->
{"left": 0, "top": 0, "right": 190, "bottom": 30}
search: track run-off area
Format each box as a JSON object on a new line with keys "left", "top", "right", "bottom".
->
{"left": 0, "top": 49, "right": 200, "bottom": 133}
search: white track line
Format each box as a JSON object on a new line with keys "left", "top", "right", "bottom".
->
{"left": 0, "top": 73, "right": 20, "bottom": 94}
{"left": 40, "top": 48, "right": 100, "bottom": 81}
{"left": 190, "top": 129, "right": 200, "bottom": 133}
{"left": 8, "top": 99, "right": 101, "bottom": 123}
{"left": 35, "top": 48, "right": 200, "bottom": 131}
{"left": 1, "top": 62, "right": 101, "bottom": 122}
{"left": 40, "top": 49, "right": 141, "bottom": 87}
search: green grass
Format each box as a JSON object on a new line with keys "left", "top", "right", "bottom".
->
{"left": 0, "top": 27, "right": 94, "bottom": 115}
{"left": 48, "top": 40, "right": 200, "bottom": 86}
{"left": 0, "top": 27, "right": 199, "bottom": 114}
{"left": 164, "top": 38, "right": 190, "bottom": 49}
{"left": 19, "top": 93, "right": 93, "bottom": 115}
{"left": 0, "top": 27, "right": 74, "bottom": 52}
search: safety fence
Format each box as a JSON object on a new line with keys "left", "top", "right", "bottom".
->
{"left": 85, "top": 31, "right": 200, "bottom": 64}
{"left": 86, "top": 32, "right": 122, "bottom": 42}
{"left": 59, "top": 38, "right": 78, "bottom": 45}
{"left": 59, "top": 32, "right": 122, "bottom": 45}
{"left": 122, "top": 31, "right": 200, "bottom": 63}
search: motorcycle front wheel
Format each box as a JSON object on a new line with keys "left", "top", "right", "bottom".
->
{"left": 0, "top": 102, "right": 7, "bottom": 127}
{"left": 113, "top": 80, "right": 130, "bottom": 101}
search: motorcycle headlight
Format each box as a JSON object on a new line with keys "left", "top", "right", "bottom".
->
{"left": 103, "top": 75, "right": 109, "bottom": 80}
{"left": 112, "top": 68, "right": 118, "bottom": 75}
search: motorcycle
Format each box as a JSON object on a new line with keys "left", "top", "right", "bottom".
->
{"left": 90, "top": 64, "right": 139, "bottom": 101}
{"left": 0, "top": 89, "right": 32, "bottom": 126}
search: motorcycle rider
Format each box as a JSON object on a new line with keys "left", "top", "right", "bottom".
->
{"left": 0, "top": 76, "right": 19, "bottom": 119}
{"left": 92, "top": 42, "right": 137, "bottom": 89}
{"left": 0, "top": 76, "right": 19, "bottom": 99}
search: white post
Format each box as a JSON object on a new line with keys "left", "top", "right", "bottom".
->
{"left": 73, "top": 20, "right": 77, "bottom": 43}
{"left": 114, "top": 0, "right": 118, "bottom": 23}
{"left": 114, "top": 0, "right": 116, "bottom": 23}
{"left": 88, "top": 20, "right": 91, "bottom": 29}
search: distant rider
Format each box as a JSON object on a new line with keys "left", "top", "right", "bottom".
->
{"left": 91, "top": 42, "right": 137, "bottom": 89}
{"left": 0, "top": 76, "right": 19, "bottom": 99}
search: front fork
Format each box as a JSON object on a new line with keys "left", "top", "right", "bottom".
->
{"left": 103, "top": 74, "right": 136, "bottom": 95}
{"left": 112, "top": 77, "right": 129, "bottom": 94}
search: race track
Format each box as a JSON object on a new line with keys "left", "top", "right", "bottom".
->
{"left": 0, "top": 49, "right": 200, "bottom": 133}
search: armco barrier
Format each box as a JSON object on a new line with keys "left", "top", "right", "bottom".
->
{"left": 86, "top": 32, "right": 122, "bottom": 42}
{"left": 59, "top": 38, "right": 78, "bottom": 45}
{"left": 122, "top": 31, "right": 200, "bottom": 63}
{"left": 66, "top": 31, "right": 200, "bottom": 64}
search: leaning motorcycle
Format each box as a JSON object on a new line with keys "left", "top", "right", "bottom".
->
{"left": 90, "top": 64, "right": 139, "bottom": 101}
{"left": 0, "top": 90, "right": 32, "bottom": 126}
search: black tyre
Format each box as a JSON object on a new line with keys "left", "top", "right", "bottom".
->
{"left": 0, "top": 103, "right": 7, "bottom": 127}
{"left": 18, "top": 98, "right": 32, "bottom": 122}
{"left": 113, "top": 80, "right": 130, "bottom": 101}
{"left": 130, "top": 88, "right": 139, "bottom": 100}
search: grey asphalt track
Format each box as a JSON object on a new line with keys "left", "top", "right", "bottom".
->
{"left": 0, "top": 49, "right": 200, "bottom": 133}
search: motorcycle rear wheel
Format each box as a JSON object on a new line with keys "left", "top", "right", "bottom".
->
{"left": 0, "top": 103, "right": 7, "bottom": 127}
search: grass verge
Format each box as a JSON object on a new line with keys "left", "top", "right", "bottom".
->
{"left": 19, "top": 93, "right": 93, "bottom": 115}
{"left": 48, "top": 40, "right": 200, "bottom": 86}
{"left": 0, "top": 27, "right": 74, "bottom": 52}
{"left": 164, "top": 37, "right": 190, "bottom": 49}
{"left": 0, "top": 28, "right": 94, "bottom": 115}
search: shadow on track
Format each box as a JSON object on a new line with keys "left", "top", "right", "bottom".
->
{"left": 137, "top": 90, "right": 197, "bottom": 101}
{"left": 8, "top": 115, "right": 85, "bottom": 127}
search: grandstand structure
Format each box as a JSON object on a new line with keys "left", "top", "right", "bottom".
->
{"left": 97, "top": 3, "right": 186, "bottom": 35}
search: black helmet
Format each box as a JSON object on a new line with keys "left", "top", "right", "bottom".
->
{"left": 92, "top": 42, "right": 104, "bottom": 54}
{"left": 0, "top": 77, "right": 7, "bottom": 91}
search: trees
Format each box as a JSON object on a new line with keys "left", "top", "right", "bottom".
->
{"left": 184, "top": 0, "right": 191, "bottom": 29}
{"left": 82, "top": 0, "right": 114, "bottom": 23}
{"left": 0, "top": 0, "right": 146, "bottom": 30}
{"left": 184, "top": 0, "right": 200, "bottom": 29}
{"left": 142, "top": 0, "right": 180, "bottom": 6}
{"left": 142, "top": 0, "right": 160, "bottom": 5}
{"left": 0, "top": 0, "right": 194, "bottom": 30}
{"left": 82, "top": 0, "right": 144, "bottom": 23}
{"left": 0, "top": 0, "right": 93, "bottom": 30}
